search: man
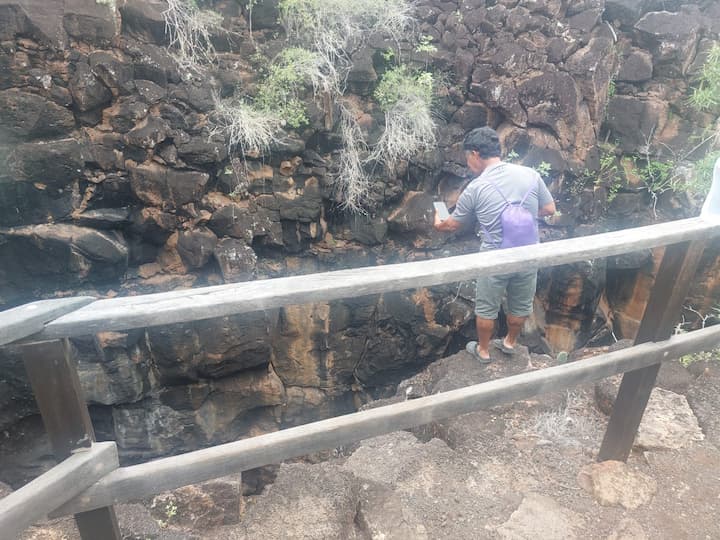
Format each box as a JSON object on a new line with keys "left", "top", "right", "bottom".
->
{"left": 434, "top": 127, "right": 556, "bottom": 362}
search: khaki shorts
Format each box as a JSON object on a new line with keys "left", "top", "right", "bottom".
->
{"left": 475, "top": 270, "right": 537, "bottom": 319}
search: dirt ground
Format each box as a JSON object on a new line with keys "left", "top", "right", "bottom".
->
{"left": 15, "top": 347, "right": 720, "bottom": 540}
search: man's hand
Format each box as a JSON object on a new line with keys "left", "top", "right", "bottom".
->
{"left": 434, "top": 212, "right": 462, "bottom": 232}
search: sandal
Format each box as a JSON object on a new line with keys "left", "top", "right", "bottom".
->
{"left": 466, "top": 341, "right": 492, "bottom": 364}
{"left": 492, "top": 338, "right": 517, "bottom": 355}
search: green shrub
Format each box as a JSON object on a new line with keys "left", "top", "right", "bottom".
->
{"left": 689, "top": 44, "right": 720, "bottom": 112}
{"left": 370, "top": 66, "right": 437, "bottom": 168}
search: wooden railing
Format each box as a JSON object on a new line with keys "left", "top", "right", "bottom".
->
{"left": 2, "top": 215, "right": 720, "bottom": 539}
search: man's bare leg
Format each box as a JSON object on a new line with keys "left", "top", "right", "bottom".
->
{"left": 504, "top": 314, "right": 526, "bottom": 349}
{"left": 476, "top": 317, "right": 495, "bottom": 358}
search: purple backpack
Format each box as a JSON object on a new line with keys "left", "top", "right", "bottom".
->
{"left": 488, "top": 183, "right": 538, "bottom": 249}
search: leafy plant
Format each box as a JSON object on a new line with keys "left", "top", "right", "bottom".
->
{"left": 690, "top": 149, "right": 720, "bottom": 197}
{"left": 279, "top": 0, "right": 413, "bottom": 75}
{"left": 689, "top": 44, "right": 720, "bottom": 112}
{"left": 370, "top": 66, "right": 437, "bottom": 168}
{"left": 415, "top": 34, "right": 437, "bottom": 54}
{"left": 534, "top": 161, "right": 552, "bottom": 179}
{"left": 506, "top": 150, "right": 519, "bottom": 162}
{"left": 253, "top": 48, "right": 322, "bottom": 128}
{"left": 209, "top": 94, "right": 280, "bottom": 156}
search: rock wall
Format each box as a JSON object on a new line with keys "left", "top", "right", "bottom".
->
{"left": 1, "top": 0, "right": 720, "bottom": 476}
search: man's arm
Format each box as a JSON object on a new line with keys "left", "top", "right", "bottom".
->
{"left": 434, "top": 213, "right": 463, "bottom": 232}
{"left": 539, "top": 200, "right": 556, "bottom": 217}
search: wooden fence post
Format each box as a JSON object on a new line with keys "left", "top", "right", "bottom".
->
{"left": 22, "top": 339, "right": 121, "bottom": 539}
{"left": 597, "top": 240, "right": 706, "bottom": 462}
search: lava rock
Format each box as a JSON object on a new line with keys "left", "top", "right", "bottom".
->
{"left": 0, "top": 89, "right": 75, "bottom": 141}
{"left": 176, "top": 227, "right": 218, "bottom": 269}
{"left": 70, "top": 62, "right": 113, "bottom": 113}
{"left": 9, "top": 138, "right": 84, "bottom": 186}
{"left": 129, "top": 162, "right": 209, "bottom": 210}
{"left": 213, "top": 238, "right": 257, "bottom": 282}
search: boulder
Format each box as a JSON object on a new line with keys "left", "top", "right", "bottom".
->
{"left": 9, "top": 138, "right": 84, "bottom": 187}
{"left": 129, "top": 162, "right": 209, "bottom": 209}
{"left": 565, "top": 37, "right": 616, "bottom": 124}
{"left": 146, "top": 311, "right": 274, "bottom": 382}
{"left": 0, "top": 179, "right": 75, "bottom": 228}
{"left": 151, "top": 476, "right": 243, "bottom": 529}
{"left": 119, "top": 0, "right": 168, "bottom": 44}
{"left": 74, "top": 335, "right": 151, "bottom": 406}
{"left": 496, "top": 493, "right": 585, "bottom": 539}
{"left": 635, "top": 10, "right": 700, "bottom": 76}
{"left": 635, "top": 387, "right": 704, "bottom": 450}
{"left": 123, "top": 115, "right": 169, "bottom": 149}
{"left": 176, "top": 227, "right": 218, "bottom": 269}
{"left": 275, "top": 177, "right": 323, "bottom": 222}
{"left": 577, "top": 460, "right": 657, "bottom": 509}
{"left": 70, "top": 62, "right": 113, "bottom": 113}
{"left": 208, "top": 203, "right": 275, "bottom": 243}
{"left": 617, "top": 49, "right": 654, "bottom": 82}
{"left": 0, "top": 224, "right": 128, "bottom": 299}
{"left": 89, "top": 51, "right": 135, "bottom": 95}
{"left": 605, "top": 96, "right": 668, "bottom": 153}
{"left": 222, "top": 463, "right": 360, "bottom": 540}
{"left": 176, "top": 135, "right": 227, "bottom": 166}
{"left": 517, "top": 72, "right": 580, "bottom": 148}
{"left": 451, "top": 101, "right": 490, "bottom": 130}
{"left": 0, "top": 89, "right": 75, "bottom": 141}
{"left": 112, "top": 369, "right": 283, "bottom": 460}
{"left": 63, "top": 0, "right": 119, "bottom": 45}
{"left": 213, "top": 238, "right": 257, "bottom": 282}
{"left": 387, "top": 191, "right": 435, "bottom": 234}
{"left": 344, "top": 432, "right": 519, "bottom": 539}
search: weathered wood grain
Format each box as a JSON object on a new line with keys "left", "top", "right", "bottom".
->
{"left": 598, "top": 240, "right": 707, "bottom": 461}
{"left": 0, "top": 297, "right": 95, "bottom": 346}
{"left": 54, "top": 324, "right": 720, "bottom": 516}
{"left": 22, "top": 339, "right": 122, "bottom": 539}
{"left": 33, "top": 217, "right": 720, "bottom": 340}
{"left": 0, "top": 442, "right": 118, "bottom": 540}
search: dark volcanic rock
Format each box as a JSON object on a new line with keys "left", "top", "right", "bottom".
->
{"left": 634, "top": 9, "right": 700, "bottom": 77}
{"left": 63, "top": 0, "right": 119, "bottom": 45}
{"left": 617, "top": 48, "right": 654, "bottom": 82}
{"left": 119, "top": 0, "right": 168, "bottom": 44}
{"left": 0, "top": 224, "right": 128, "bottom": 301}
{"left": 70, "top": 62, "right": 113, "bottom": 113}
{"left": 147, "top": 311, "right": 275, "bottom": 382}
{"left": 9, "top": 138, "right": 84, "bottom": 186}
{"left": 176, "top": 227, "right": 218, "bottom": 269}
{"left": 0, "top": 179, "right": 75, "bottom": 227}
{"left": 124, "top": 115, "right": 169, "bottom": 149}
{"left": 0, "top": 89, "right": 75, "bottom": 141}
{"left": 129, "top": 162, "right": 209, "bottom": 209}
{"left": 605, "top": 96, "right": 668, "bottom": 153}
{"left": 213, "top": 238, "right": 257, "bottom": 282}
{"left": 89, "top": 51, "right": 135, "bottom": 95}
{"left": 208, "top": 203, "right": 274, "bottom": 243}
{"left": 517, "top": 72, "right": 579, "bottom": 147}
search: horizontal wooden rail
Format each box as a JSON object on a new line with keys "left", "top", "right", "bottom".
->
{"left": 0, "top": 442, "right": 118, "bottom": 539}
{"left": 53, "top": 324, "right": 720, "bottom": 517}
{"left": 0, "top": 297, "right": 95, "bottom": 346}
{"left": 25, "top": 217, "right": 720, "bottom": 341}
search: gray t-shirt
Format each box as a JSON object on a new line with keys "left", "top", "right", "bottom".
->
{"left": 451, "top": 162, "right": 554, "bottom": 249}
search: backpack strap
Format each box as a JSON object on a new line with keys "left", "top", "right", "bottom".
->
{"left": 519, "top": 183, "right": 535, "bottom": 206}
